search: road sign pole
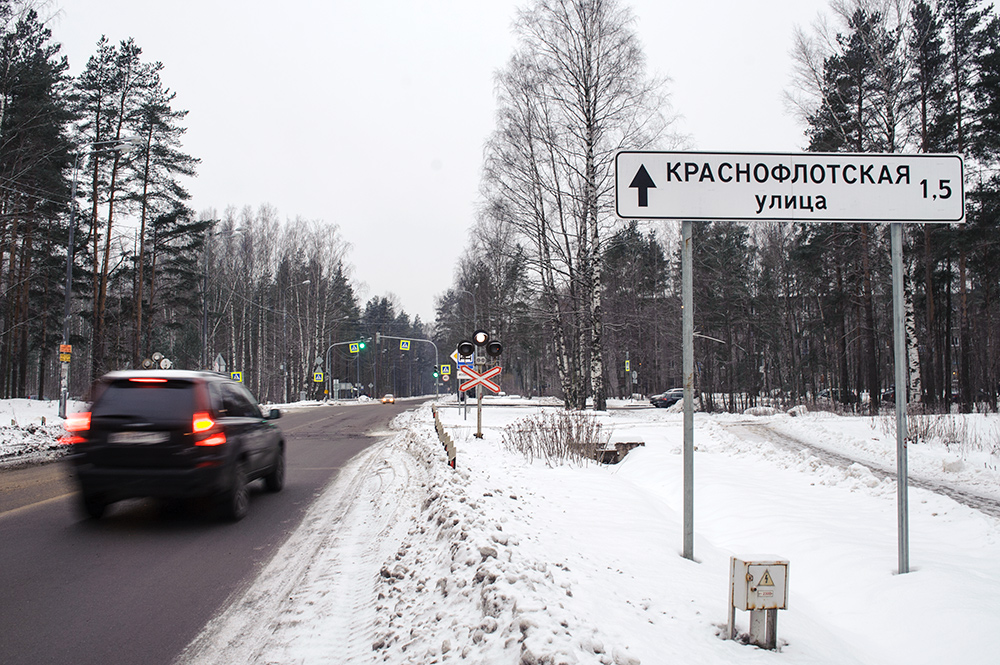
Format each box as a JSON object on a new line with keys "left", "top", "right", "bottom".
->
{"left": 475, "top": 354, "right": 484, "bottom": 439}
{"left": 891, "top": 222, "right": 910, "bottom": 574}
{"left": 682, "top": 220, "right": 695, "bottom": 561}
{"left": 615, "top": 151, "right": 963, "bottom": 574}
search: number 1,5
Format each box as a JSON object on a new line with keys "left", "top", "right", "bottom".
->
{"left": 920, "top": 179, "right": 952, "bottom": 200}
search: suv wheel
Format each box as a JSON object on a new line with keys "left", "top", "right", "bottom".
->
{"left": 81, "top": 493, "right": 107, "bottom": 519}
{"left": 220, "top": 462, "right": 249, "bottom": 521}
{"left": 264, "top": 446, "right": 285, "bottom": 492}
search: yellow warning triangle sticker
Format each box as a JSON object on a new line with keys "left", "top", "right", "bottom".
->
{"left": 759, "top": 569, "right": 775, "bottom": 586}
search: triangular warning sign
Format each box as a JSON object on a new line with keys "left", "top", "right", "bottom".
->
{"left": 759, "top": 569, "right": 774, "bottom": 586}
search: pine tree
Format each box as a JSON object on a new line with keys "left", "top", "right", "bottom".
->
{"left": 0, "top": 8, "right": 73, "bottom": 397}
{"left": 126, "top": 65, "right": 198, "bottom": 366}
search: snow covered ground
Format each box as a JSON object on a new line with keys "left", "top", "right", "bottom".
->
{"left": 6, "top": 397, "right": 1000, "bottom": 664}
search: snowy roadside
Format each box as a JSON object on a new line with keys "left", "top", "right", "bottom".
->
{"left": 177, "top": 409, "right": 434, "bottom": 664}
{"left": 175, "top": 399, "right": 1000, "bottom": 665}
{"left": 0, "top": 399, "right": 80, "bottom": 468}
{"left": 4, "top": 396, "right": 999, "bottom": 664}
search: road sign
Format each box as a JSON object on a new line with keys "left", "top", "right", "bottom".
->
{"left": 441, "top": 364, "right": 451, "bottom": 375}
{"left": 615, "top": 151, "right": 964, "bottom": 223}
{"left": 458, "top": 365, "right": 501, "bottom": 393}
{"left": 349, "top": 342, "right": 360, "bottom": 353}
{"left": 625, "top": 360, "right": 630, "bottom": 372}
{"left": 313, "top": 371, "right": 324, "bottom": 383}
{"left": 230, "top": 371, "right": 242, "bottom": 382}
{"left": 400, "top": 340, "right": 410, "bottom": 351}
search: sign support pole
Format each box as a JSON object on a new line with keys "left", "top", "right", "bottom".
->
{"left": 891, "top": 222, "right": 910, "bottom": 574}
{"left": 475, "top": 353, "right": 484, "bottom": 439}
{"left": 682, "top": 220, "right": 695, "bottom": 561}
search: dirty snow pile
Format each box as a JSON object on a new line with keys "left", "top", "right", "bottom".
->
{"left": 0, "top": 399, "right": 78, "bottom": 468}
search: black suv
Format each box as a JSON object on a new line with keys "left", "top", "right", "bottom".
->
{"left": 63, "top": 370, "right": 285, "bottom": 521}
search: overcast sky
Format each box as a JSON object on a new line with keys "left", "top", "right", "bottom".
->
{"left": 50, "top": 0, "right": 832, "bottom": 324}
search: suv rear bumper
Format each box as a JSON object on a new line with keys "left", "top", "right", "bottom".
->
{"left": 70, "top": 461, "right": 231, "bottom": 500}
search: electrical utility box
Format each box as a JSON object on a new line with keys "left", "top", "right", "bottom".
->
{"left": 728, "top": 557, "right": 789, "bottom": 649}
{"left": 731, "top": 558, "right": 789, "bottom": 610}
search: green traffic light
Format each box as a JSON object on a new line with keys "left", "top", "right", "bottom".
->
{"left": 358, "top": 342, "right": 366, "bottom": 350}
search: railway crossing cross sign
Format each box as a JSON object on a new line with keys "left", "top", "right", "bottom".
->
{"left": 458, "top": 365, "right": 501, "bottom": 393}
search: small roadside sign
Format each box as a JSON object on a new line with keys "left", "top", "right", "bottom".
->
{"left": 349, "top": 342, "right": 360, "bottom": 353}
{"left": 441, "top": 364, "right": 451, "bottom": 375}
{"left": 230, "top": 371, "right": 242, "bottom": 382}
{"left": 313, "top": 371, "right": 324, "bottom": 383}
{"left": 400, "top": 340, "right": 411, "bottom": 351}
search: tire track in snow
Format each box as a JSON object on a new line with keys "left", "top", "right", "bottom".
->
{"left": 174, "top": 430, "right": 429, "bottom": 665}
{"left": 723, "top": 421, "right": 1000, "bottom": 519}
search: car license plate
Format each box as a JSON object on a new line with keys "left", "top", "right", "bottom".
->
{"left": 109, "top": 431, "right": 169, "bottom": 445}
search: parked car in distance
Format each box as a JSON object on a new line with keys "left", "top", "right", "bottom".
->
{"left": 62, "top": 370, "right": 285, "bottom": 521}
{"left": 650, "top": 388, "right": 684, "bottom": 408}
{"left": 381, "top": 393, "right": 395, "bottom": 404}
{"left": 816, "top": 388, "right": 859, "bottom": 404}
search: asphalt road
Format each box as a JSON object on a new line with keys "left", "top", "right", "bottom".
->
{"left": 0, "top": 399, "right": 424, "bottom": 665}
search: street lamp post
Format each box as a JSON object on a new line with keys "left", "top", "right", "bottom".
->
{"left": 60, "top": 137, "right": 144, "bottom": 419}
{"left": 456, "top": 286, "right": 478, "bottom": 330}
{"left": 455, "top": 286, "right": 478, "bottom": 402}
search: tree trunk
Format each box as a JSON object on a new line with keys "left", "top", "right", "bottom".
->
{"left": 923, "top": 226, "right": 937, "bottom": 405}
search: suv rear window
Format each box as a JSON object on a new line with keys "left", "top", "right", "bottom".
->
{"left": 92, "top": 380, "right": 198, "bottom": 421}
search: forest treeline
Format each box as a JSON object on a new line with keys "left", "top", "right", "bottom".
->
{"left": 0, "top": 3, "right": 432, "bottom": 403}
{"left": 436, "top": 0, "right": 1000, "bottom": 414}
{"left": 4, "top": 0, "right": 1000, "bottom": 412}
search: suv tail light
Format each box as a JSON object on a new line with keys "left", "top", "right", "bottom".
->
{"left": 60, "top": 411, "right": 91, "bottom": 444}
{"left": 197, "top": 432, "right": 227, "bottom": 446}
{"left": 192, "top": 412, "right": 214, "bottom": 433}
{"left": 192, "top": 412, "right": 226, "bottom": 446}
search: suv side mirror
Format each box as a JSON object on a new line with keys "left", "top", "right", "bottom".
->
{"left": 265, "top": 408, "right": 281, "bottom": 420}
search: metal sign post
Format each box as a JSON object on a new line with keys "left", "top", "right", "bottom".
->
{"left": 891, "top": 223, "right": 910, "bottom": 574}
{"left": 458, "top": 365, "right": 502, "bottom": 439}
{"left": 615, "top": 150, "right": 964, "bottom": 573}
{"left": 682, "top": 220, "right": 695, "bottom": 561}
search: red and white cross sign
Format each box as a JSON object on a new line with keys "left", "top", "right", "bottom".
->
{"left": 458, "top": 365, "right": 502, "bottom": 393}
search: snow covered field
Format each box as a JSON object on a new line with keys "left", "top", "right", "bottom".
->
{"left": 5, "top": 397, "right": 1000, "bottom": 664}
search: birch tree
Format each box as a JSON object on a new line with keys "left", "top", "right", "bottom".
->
{"left": 485, "top": 0, "right": 672, "bottom": 409}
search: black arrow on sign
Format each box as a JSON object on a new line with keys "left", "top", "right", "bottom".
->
{"left": 629, "top": 164, "right": 655, "bottom": 207}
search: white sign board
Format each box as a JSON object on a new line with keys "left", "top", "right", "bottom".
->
{"left": 615, "top": 151, "right": 964, "bottom": 223}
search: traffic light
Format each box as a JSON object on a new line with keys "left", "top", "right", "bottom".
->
{"left": 432, "top": 368, "right": 439, "bottom": 378}
{"left": 486, "top": 341, "right": 503, "bottom": 358}
{"left": 358, "top": 341, "right": 366, "bottom": 350}
{"left": 457, "top": 340, "right": 475, "bottom": 357}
